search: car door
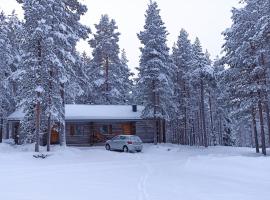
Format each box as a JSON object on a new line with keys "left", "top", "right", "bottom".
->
{"left": 110, "top": 136, "right": 120, "bottom": 150}
{"left": 118, "top": 136, "right": 127, "bottom": 149}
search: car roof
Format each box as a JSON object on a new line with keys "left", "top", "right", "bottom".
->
{"left": 118, "top": 135, "right": 138, "bottom": 137}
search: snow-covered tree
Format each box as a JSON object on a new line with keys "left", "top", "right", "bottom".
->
{"left": 73, "top": 52, "right": 93, "bottom": 104}
{"left": 171, "top": 29, "right": 193, "bottom": 144}
{"left": 17, "top": 0, "right": 90, "bottom": 151}
{"left": 0, "top": 12, "right": 13, "bottom": 142}
{"left": 222, "top": 0, "right": 270, "bottom": 154}
{"left": 119, "top": 49, "right": 134, "bottom": 104}
{"left": 190, "top": 38, "right": 213, "bottom": 147}
{"left": 137, "top": 1, "right": 174, "bottom": 144}
{"left": 212, "top": 58, "right": 235, "bottom": 146}
{"left": 89, "top": 15, "right": 130, "bottom": 104}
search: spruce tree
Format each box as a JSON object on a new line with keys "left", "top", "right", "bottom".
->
{"left": 137, "top": 1, "right": 174, "bottom": 144}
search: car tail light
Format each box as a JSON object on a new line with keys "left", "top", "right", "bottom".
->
{"left": 127, "top": 141, "right": 132, "bottom": 144}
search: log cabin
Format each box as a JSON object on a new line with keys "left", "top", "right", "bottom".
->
{"left": 6, "top": 105, "right": 157, "bottom": 146}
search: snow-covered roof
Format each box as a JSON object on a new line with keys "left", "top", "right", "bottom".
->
{"left": 7, "top": 105, "right": 144, "bottom": 121}
{"left": 7, "top": 109, "right": 25, "bottom": 121}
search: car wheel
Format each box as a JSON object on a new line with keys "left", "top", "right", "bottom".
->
{"left": 123, "top": 146, "right": 129, "bottom": 153}
{"left": 105, "top": 144, "right": 111, "bottom": 151}
{"left": 137, "top": 150, "right": 142, "bottom": 153}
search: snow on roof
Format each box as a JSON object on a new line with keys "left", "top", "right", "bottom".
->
{"left": 7, "top": 105, "right": 144, "bottom": 121}
{"left": 7, "top": 109, "right": 25, "bottom": 121}
{"left": 65, "top": 105, "right": 143, "bottom": 120}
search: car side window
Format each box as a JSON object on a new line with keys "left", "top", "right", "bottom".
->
{"left": 112, "top": 136, "right": 120, "bottom": 140}
{"left": 119, "top": 136, "right": 126, "bottom": 140}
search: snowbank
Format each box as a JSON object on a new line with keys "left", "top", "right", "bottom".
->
{"left": 0, "top": 143, "right": 269, "bottom": 200}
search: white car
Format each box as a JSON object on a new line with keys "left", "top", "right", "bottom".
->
{"left": 105, "top": 135, "right": 143, "bottom": 152}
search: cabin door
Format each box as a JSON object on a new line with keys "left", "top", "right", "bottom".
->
{"left": 122, "top": 123, "right": 133, "bottom": 135}
{"left": 51, "top": 129, "right": 59, "bottom": 144}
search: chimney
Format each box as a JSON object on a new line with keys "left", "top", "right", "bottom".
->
{"left": 132, "top": 105, "right": 137, "bottom": 112}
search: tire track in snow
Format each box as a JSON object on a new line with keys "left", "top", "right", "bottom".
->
{"left": 136, "top": 153, "right": 152, "bottom": 200}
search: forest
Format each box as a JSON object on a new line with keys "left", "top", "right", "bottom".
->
{"left": 0, "top": 0, "right": 269, "bottom": 155}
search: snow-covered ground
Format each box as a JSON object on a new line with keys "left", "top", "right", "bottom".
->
{"left": 0, "top": 142, "right": 269, "bottom": 200}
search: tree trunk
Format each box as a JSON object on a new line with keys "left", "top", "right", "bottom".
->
{"left": 159, "top": 118, "right": 162, "bottom": 143}
{"left": 154, "top": 119, "right": 158, "bottom": 145}
{"left": 264, "top": 102, "right": 270, "bottom": 147}
{"left": 218, "top": 114, "right": 223, "bottom": 145}
{"left": 105, "top": 57, "right": 109, "bottom": 103}
{"left": 184, "top": 108, "right": 187, "bottom": 145}
{"left": 152, "top": 80, "right": 158, "bottom": 145}
{"left": 156, "top": 93, "right": 162, "bottom": 144}
{"left": 258, "top": 90, "right": 266, "bottom": 155}
{"left": 252, "top": 108, "right": 260, "bottom": 153}
{"left": 60, "top": 83, "right": 66, "bottom": 146}
{"left": 35, "top": 92, "right": 41, "bottom": 153}
{"left": 200, "top": 78, "right": 208, "bottom": 147}
{"left": 208, "top": 92, "right": 215, "bottom": 145}
{"left": 196, "top": 111, "right": 200, "bottom": 146}
{"left": 47, "top": 115, "right": 51, "bottom": 152}
{"left": 198, "top": 108, "right": 202, "bottom": 145}
{"left": 47, "top": 69, "right": 53, "bottom": 152}
{"left": 0, "top": 118, "right": 3, "bottom": 143}
{"left": 35, "top": 39, "right": 42, "bottom": 153}
{"left": 163, "top": 119, "right": 166, "bottom": 143}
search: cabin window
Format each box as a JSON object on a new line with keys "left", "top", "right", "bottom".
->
{"left": 70, "top": 125, "right": 75, "bottom": 136}
{"left": 67, "top": 124, "right": 90, "bottom": 136}
{"left": 76, "top": 125, "right": 84, "bottom": 135}
{"left": 100, "top": 125, "right": 112, "bottom": 135}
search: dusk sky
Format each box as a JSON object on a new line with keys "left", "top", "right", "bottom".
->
{"left": 1, "top": 0, "right": 240, "bottom": 72}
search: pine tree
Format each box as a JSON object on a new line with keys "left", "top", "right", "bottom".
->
{"left": 17, "top": 0, "right": 90, "bottom": 151}
{"left": 212, "top": 58, "right": 234, "bottom": 146}
{"left": 89, "top": 15, "right": 125, "bottom": 104}
{"left": 137, "top": 1, "right": 174, "bottom": 144}
{"left": 190, "top": 38, "right": 213, "bottom": 147}
{"left": 171, "top": 29, "right": 193, "bottom": 144}
{"left": 222, "top": 0, "right": 268, "bottom": 154}
{"left": 0, "top": 12, "right": 13, "bottom": 143}
{"left": 73, "top": 52, "right": 93, "bottom": 104}
{"left": 119, "top": 49, "right": 134, "bottom": 104}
